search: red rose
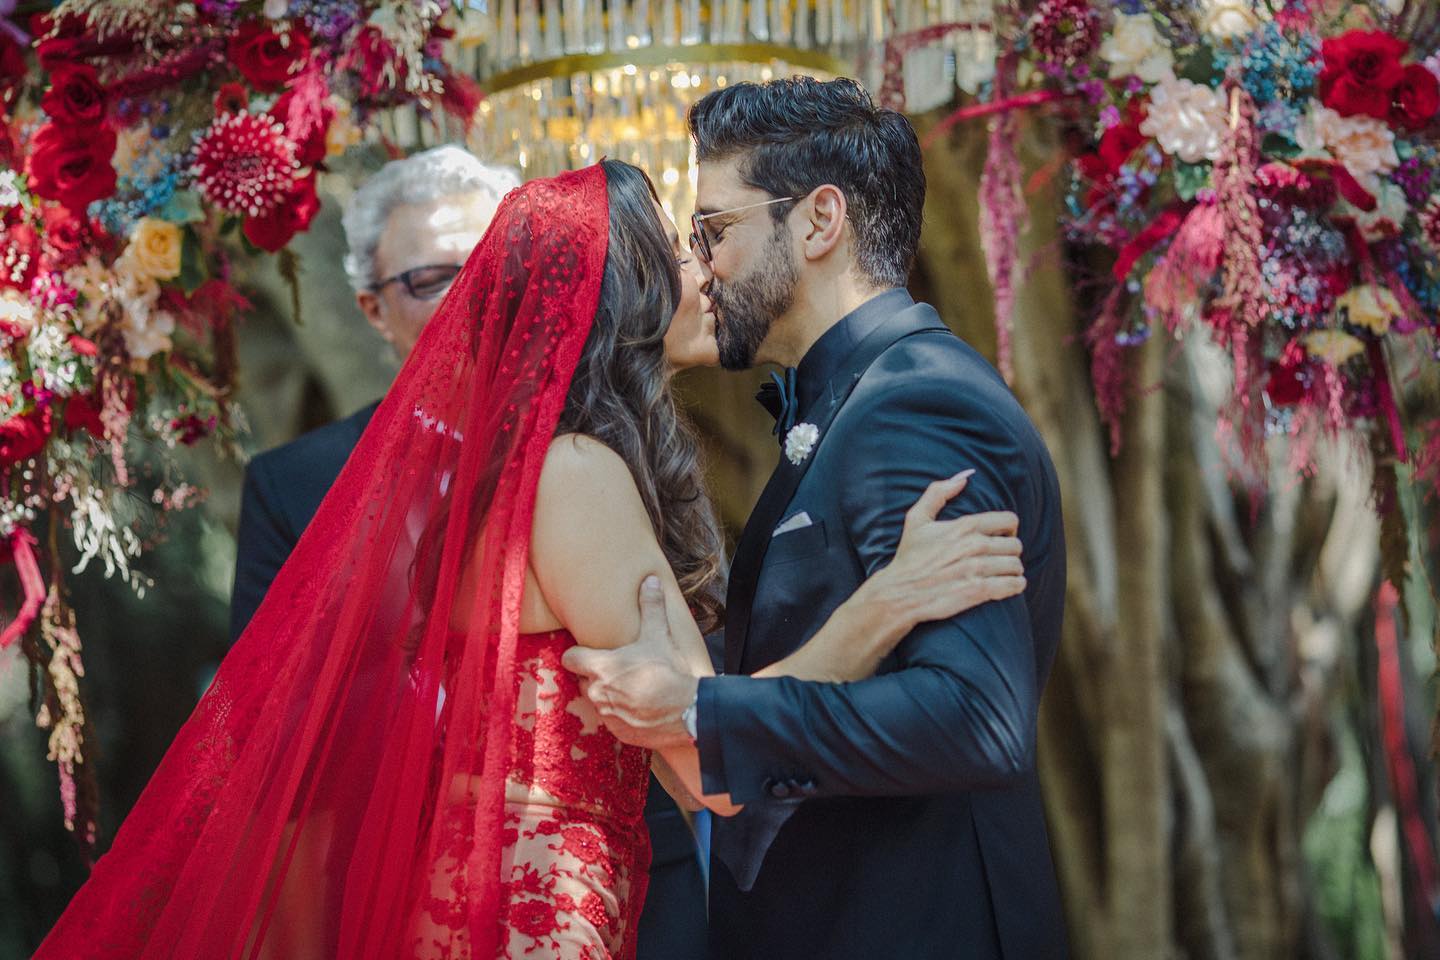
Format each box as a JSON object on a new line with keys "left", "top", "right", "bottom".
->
{"left": 214, "top": 82, "right": 250, "bottom": 116}
{"left": 67, "top": 334, "right": 98, "bottom": 357}
{"left": 0, "top": 33, "right": 26, "bottom": 106}
{"left": 1319, "top": 30, "right": 1408, "bottom": 120}
{"left": 41, "top": 206, "right": 86, "bottom": 252}
{"left": 1391, "top": 63, "right": 1439, "bottom": 131}
{"left": 41, "top": 64, "right": 106, "bottom": 126}
{"left": 1264, "top": 341, "right": 1311, "bottom": 408}
{"left": 26, "top": 122, "right": 118, "bottom": 212}
{"left": 228, "top": 22, "right": 311, "bottom": 92}
{"left": 63, "top": 392, "right": 106, "bottom": 438}
{"left": 0, "top": 408, "right": 53, "bottom": 467}
{"left": 268, "top": 87, "right": 334, "bottom": 167}
{"left": 1076, "top": 114, "right": 1146, "bottom": 208}
{"left": 243, "top": 173, "right": 320, "bottom": 252}
{"left": 39, "top": 204, "right": 89, "bottom": 272}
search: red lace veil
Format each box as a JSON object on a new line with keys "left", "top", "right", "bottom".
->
{"left": 36, "top": 165, "right": 610, "bottom": 959}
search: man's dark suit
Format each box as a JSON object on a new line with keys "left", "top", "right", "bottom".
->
{"left": 698, "top": 290, "right": 1069, "bottom": 959}
{"left": 230, "top": 402, "right": 707, "bottom": 960}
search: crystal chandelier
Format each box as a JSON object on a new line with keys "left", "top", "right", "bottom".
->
{"left": 443, "top": 0, "right": 996, "bottom": 219}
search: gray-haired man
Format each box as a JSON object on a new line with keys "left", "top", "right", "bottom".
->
{"left": 228, "top": 144, "right": 710, "bottom": 959}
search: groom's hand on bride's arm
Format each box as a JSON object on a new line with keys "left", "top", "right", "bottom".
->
{"left": 562, "top": 576, "right": 699, "bottom": 751}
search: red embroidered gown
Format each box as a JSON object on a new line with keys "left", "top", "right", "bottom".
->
{"left": 414, "top": 630, "right": 652, "bottom": 959}
{"left": 33, "top": 167, "right": 634, "bottom": 959}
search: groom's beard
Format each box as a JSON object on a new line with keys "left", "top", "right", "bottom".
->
{"left": 711, "top": 227, "right": 797, "bottom": 371}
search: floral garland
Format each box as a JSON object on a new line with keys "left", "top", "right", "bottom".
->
{"left": 0, "top": 0, "right": 475, "bottom": 851}
{"left": 1056, "top": 2, "right": 1437, "bottom": 470}
{"left": 921, "top": 1, "right": 1440, "bottom": 494}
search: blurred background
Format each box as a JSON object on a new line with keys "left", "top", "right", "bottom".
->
{"left": 3, "top": 1, "right": 1440, "bottom": 958}
{"left": 2, "top": 121, "right": 1436, "bottom": 960}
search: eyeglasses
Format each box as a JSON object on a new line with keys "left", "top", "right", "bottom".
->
{"left": 689, "top": 196, "right": 801, "bottom": 264}
{"left": 370, "top": 263, "right": 463, "bottom": 301}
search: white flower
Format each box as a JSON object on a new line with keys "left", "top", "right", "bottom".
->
{"left": 1100, "top": 14, "right": 1175, "bottom": 84}
{"left": 0, "top": 292, "right": 35, "bottom": 331}
{"left": 1140, "top": 75, "right": 1228, "bottom": 164}
{"left": 27, "top": 324, "right": 83, "bottom": 397}
{"left": 1294, "top": 103, "right": 1398, "bottom": 189}
{"left": 1199, "top": 0, "right": 1264, "bottom": 40}
{"left": 123, "top": 308, "right": 175, "bottom": 361}
{"left": 783, "top": 422, "right": 820, "bottom": 465}
{"left": 0, "top": 170, "right": 20, "bottom": 208}
{"left": 264, "top": 0, "right": 290, "bottom": 18}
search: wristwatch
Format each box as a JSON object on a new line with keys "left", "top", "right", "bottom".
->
{"left": 681, "top": 692, "right": 699, "bottom": 741}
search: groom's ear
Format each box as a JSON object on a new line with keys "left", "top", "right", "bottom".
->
{"left": 800, "top": 184, "right": 848, "bottom": 263}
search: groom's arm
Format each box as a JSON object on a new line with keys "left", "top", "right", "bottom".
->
{"left": 697, "top": 382, "right": 1048, "bottom": 803}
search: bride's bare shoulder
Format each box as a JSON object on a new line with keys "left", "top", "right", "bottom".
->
{"left": 529, "top": 433, "right": 666, "bottom": 648}
{"left": 540, "top": 433, "right": 636, "bottom": 493}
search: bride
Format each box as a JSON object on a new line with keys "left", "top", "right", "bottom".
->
{"left": 35, "top": 161, "right": 1024, "bottom": 959}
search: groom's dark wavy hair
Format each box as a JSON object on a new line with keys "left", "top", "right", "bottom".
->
{"left": 687, "top": 76, "right": 925, "bottom": 288}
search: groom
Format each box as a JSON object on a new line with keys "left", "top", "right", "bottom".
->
{"left": 565, "top": 77, "right": 1070, "bottom": 958}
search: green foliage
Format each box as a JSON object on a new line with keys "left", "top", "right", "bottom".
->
{"left": 1302, "top": 727, "right": 1389, "bottom": 960}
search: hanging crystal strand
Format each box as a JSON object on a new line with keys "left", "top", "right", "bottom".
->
{"left": 940, "top": 0, "right": 958, "bottom": 74}
{"left": 815, "top": 0, "right": 830, "bottom": 46}
{"left": 866, "top": 0, "right": 885, "bottom": 47}
{"left": 659, "top": 0, "right": 678, "bottom": 44}
{"left": 771, "top": 0, "right": 791, "bottom": 43}
{"left": 722, "top": 0, "right": 745, "bottom": 42}
{"left": 792, "top": 0, "right": 810, "bottom": 47}
{"left": 519, "top": 0, "right": 540, "bottom": 60}
{"left": 543, "top": 0, "right": 563, "bottom": 55}
{"left": 749, "top": 0, "right": 770, "bottom": 41}
{"left": 831, "top": 0, "right": 848, "bottom": 45}
{"left": 584, "top": 0, "right": 606, "bottom": 51}
{"left": 609, "top": 0, "right": 627, "bottom": 49}
{"left": 632, "top": 0, "right": 653, "bottom": 46}
{"left": 563, "top": 0, "right": 585, "bottom": 53}
{"left": 680, "top": 0, "right": 702, "bottom": 43}
{"left": 498, "top": 0, "right": 518, "bottom": 67}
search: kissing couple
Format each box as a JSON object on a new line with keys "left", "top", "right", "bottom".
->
{"left": 38, "top": 77, "right": 1068, "bottom": 960}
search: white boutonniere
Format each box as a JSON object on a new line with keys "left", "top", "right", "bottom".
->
{"left": 783, "top": 422, "right": 820, "bottom": 465}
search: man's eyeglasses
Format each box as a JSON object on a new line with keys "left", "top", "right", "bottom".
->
{"left": 370, "top": 263, "right": 463, "bottom": 301}
{"left": 689, "top": 196, "right": 801, "bottom": 264}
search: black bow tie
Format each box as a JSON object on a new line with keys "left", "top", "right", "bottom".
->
{"left": 756, "top": 367, "right": 799, "bottom": 443}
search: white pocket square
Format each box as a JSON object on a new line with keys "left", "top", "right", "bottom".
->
{"left": 772, "top": 511, "right": 813, "bottom": 537}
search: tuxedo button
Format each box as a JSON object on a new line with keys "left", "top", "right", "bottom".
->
{"left": 765, "top": 778, "right": 793, "bottom": 799}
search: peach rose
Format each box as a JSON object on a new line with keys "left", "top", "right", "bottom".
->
{"left": 1295, "top": 104, "right": 1399, "bottom": 188}
{"left": 121, "top": 217, "right": 182, "bottom": 281}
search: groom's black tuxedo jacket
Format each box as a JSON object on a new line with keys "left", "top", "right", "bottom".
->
{"left": 699, "top": 290, "right": 1069, "bottom": 959}
{"left": 230, "top": 402, "right": 707, "bottom": 960}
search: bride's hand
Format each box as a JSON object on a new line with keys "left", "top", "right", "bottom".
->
{"left": 863, "top": 470, "right": 1026, "bottom": 629}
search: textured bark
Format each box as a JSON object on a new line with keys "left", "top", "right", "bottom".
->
{"left": 903, "top": 113, "right": 1385, "bottom": 960}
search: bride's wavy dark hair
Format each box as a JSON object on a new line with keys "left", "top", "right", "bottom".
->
{"left": 556, "top": 159, "right": 725, "bottom": 633}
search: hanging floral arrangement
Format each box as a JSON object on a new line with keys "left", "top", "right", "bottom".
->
{"left": 909, "top": 1, "right": 1438, "bottom": 496}
{"left": 0, "top": 0, "right": 478, "bottom": 853}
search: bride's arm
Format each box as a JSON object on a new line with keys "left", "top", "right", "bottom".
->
{"left": 529, "top": 434, "right": 714, "bottom": 668}
{"left": 753, "top": 470, "right": 1025, "bottom": 683}
{"left": 530, "top": 435, "right": 735, "bottom": 813}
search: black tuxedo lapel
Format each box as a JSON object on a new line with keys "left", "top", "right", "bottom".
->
{"left": 724, "top": 305, "right": 947, "bottom": 675}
